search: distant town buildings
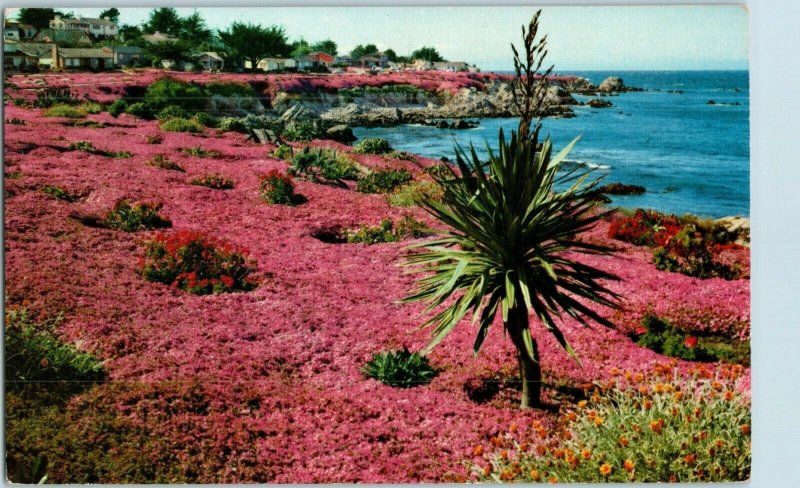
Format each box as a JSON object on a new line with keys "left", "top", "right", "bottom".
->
{"left": 49, "top": 15, "right": 119, "bottom": 38}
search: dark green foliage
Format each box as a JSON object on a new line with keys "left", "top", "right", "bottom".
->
{"left": 147, "top": 154, "right": 184, "bottom": 172}
{"left": 288, "top": 147, "right": 360, "bottom": 183}
{"left": 272, "top": 144, "right": 294, "bottom": 160}
{"left": 5, "top": 309, "right": 106, "bottom": 391}
{"left": 156, "top": 105, "right": 190, "bottom": 121}
{"left": 281, "top": 121, "right": 319, "bottom": 142}
{"left": 218, "top": 22, "right": 292, "bottom": 73}
{"left": 345, "top": 217, "right": 430, "bottom": 244}
{"left": 104, "top": 200, "right": 172, "bottom": 232}
{"left": 652, "top": 226, "right": 739, "bottom": 280}
{"left": 124, "top": 102, "right": 155, "bottom": 120}
{"left": 634, "top": 313, "right": 749, "bottom": 364}
{"left": 362, "top": 347, "right": 437, "bottom": 388}
{"left": 191, "top": 174, "right": 234, "bottom": 190}
{"left": 41, "top": 185, "right": 82, "bottom": 202}
{"left": 68, "top": 141, "right": 131, "bottom": 158}
{"left": 205, "top": 81, "right": 255, "bottom": 98}
{"left": 194, "top": 112, "right": 219, "bottom": 128}
{"left": 353, "top": 138, "right": 393, "bottom": 154}
{"left": 180, "top": 146, "right": 221, "bottom": 158}
{"left": 410, "top": 46, "right": 445, "bottom": 62}
{"left": 144, "top": 76, "right": 206, "bottom": 112}
{"left": 259, "top": 171, "right": 303, "bottom": 205}
{"left": 217, "top": 117, "right": 248, "bottom": 133}
{"left": 160, "top": 117, "right": 204, "bottom": 133}
{"left": 356, "top": 168, "right": 412, "bottom": 194}
{"left": 33, "top": 88, "right": 79, "bottom": 108}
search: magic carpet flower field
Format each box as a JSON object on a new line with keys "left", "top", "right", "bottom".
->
{"left": 3, "top": 70, "right": 750, "bottom": 483}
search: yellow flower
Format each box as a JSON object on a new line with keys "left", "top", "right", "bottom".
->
{"left": 594, "top": 416, "right": 605, "bottom": 426}
{"left": 624, "top": 459, "right": 635, "bottom": 472}
{"left": 530, "top": 469, "right": 540, "bottom": 481}
{"left": 599, "top": 463, "right": 613, "bottom": 476}
{"left": 581, "top": 449, "right": 592, "bottom": 460}
{"left": 577, "top": 400, "right": 588, "bottom": 408}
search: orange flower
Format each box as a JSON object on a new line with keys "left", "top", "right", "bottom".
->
{"left": 483, "top": 465, "right": 492, "bottom": 477}
{"left": 536, "top": 445, "right": 547, "bottom": 456}
{"left": 654, "top": 383, "right": 665, "bottom": 394}
{"left": 567, "top": 412, "right": 577, "bottom": 422}
{"left": 712, "top": 381, "right": 723, "bottom": 391}
{"left": 473, "top": 445, "right": 484, "bottom": 456}
{"left": 599, "top": 463, "right": 613, "bottom": 476}
{"left": 594, "top": 416, "right": 605, "bottom": 426}
{"left": 698, "top": 430, "right": 708, "bottom": 440}
{"left": 548, "top": 475, "right": 558, "bottom": 483}
{"left": 581, "top": 449, "right": 592, "bottom": 460}
{"left": 674, "top": 391, "right": 684, "bottom": 402}
{"left": 740, "top": 424, "right": 750, "bottom": 435}
{"left": 530, "top": 469, "right": 540, "bottom": 481}
{"left": 634, "top": 373, "right": 645, "bottom": 383}
{"left": 632, "top": 424, "right": 642, "bottom": 433}
{"left": 619, "top": 435, "right": 630, "bottom": 447}
{"left": 624, "top": 459, "right": 635, "bottom": 472}
{"left": 509, "top": 423, "right": 518, "bottom": 433}
{"left": 554, "top": 449, "right": 565, "bottom": 459}
{"left": 638, "top": 385, "right": 649, "bottom": 395}
{"left": 649, "top": 419, "right": 664, "bottom": 434}
{"left": 724, "top": 390, "right": 734, "bottom": 401}
{"left": 643, "top": 399, "right": 653, "bottom": 410}
{"left": 684, "top": 453, "right": 697, "bottom": 465}
{"left": 500, "top": 450, "right": 509, "bottom": 460}
{"left": 40, "top": 358, "right": 49, "bottom": 368}
{"left": 519, "top": 442, "right": 529, "bottom": 452}
{"left": 577, "top": 400, "right": 587, "bottom": 408}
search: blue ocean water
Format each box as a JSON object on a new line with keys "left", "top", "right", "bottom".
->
{"left": 354, "top": 71, "right": 749, "bottom": 218}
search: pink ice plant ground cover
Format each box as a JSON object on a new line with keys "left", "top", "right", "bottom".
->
{"left": 3, "top": 78, "right": 749, "bottom": 482}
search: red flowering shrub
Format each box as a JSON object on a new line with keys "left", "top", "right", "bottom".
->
{"left": 259, "top": 170, "right": 302, "bottom": 205}
{"left": 140, "top": 231, "right": 258, "bottom": 294}
{"left": 608, "top": 209, "right": 681, "bottom": 247}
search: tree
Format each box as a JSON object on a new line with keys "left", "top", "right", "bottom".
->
{"left": 17, "top": 8, "right": 58, "bottom": 30}
{"left": 410, "top": 46, "right": 445, "bottom": 62}
{"left": 144, "top": 7, "right": 183, "bottom": 36}
{"left": 349, "top": 44, "right": 378, "bottom": 59}
{"left": 311, "top": 39, "right": 337, "bottom": 56}
{"left": 119, "top": 24, "right": 142, "bottom": 42}
{"left": 99, "top": 8, "right": 120, "bottom": 23}
{"left": 402, "top": 11, "right": 620, "bottom": 409}
{"left": 181, "top": 11, "right": 211, "bottom": 44}
{"left": 383, "top": 48, "right": 398, "bottom": 62}
{"left": 144, "top": 39, "right": 196, "bottom": 66}
{"left": 290, "top": 38, "right": 311, "bottom": 58}
{"left": 218, "top": 22, "right": 291, "bottom": 73}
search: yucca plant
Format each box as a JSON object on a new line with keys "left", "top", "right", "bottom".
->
{"left": 402, "top": 11, "right": 621, "bottom": 409}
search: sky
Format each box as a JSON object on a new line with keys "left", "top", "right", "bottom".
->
{"left": 5, "top": 6, "right": 749, "bottom": 71}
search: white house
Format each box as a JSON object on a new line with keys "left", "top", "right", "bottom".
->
{"left": 196, "top": 52, "right": 224, "bottom": 71}
{"left": 245, "top": 57, "right": 296, "bottom": 71}
{"left": 50, "top": 15, "right": 119, "bottom": 38}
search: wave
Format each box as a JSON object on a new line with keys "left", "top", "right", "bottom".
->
{"left": 563, "top": 159, "right": 611, "bottom": 170}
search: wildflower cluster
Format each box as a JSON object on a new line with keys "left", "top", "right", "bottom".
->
{"left": 472, "top": 363, "right": 750, "bottom": 483}
{"left": 140, "top": 230, "right": 258, "bottom": 294}
{"left": 191, "top": 173, "right": 235, "bottom": 190}
{"left": 259, "top": 170, "right": 303, "bottom": 205}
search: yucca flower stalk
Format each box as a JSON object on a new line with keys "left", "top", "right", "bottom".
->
{"left": 402, "top": 10, "right": 622, "bottom": 409}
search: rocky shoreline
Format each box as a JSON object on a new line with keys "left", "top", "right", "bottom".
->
{"left": 272, "top": 75, "right": 641, "bottom": 129}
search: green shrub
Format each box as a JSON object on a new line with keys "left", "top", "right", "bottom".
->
{"left": 356, "top": 168, "right": 413, "bottom": 194}
{"left": 345, "top": 217, "right": 429, "bottom": 244}
{"left": 33, "top": 88, "right": 79, "bottom": 108}
{"left": 140, "top": 231, "right": 258, "bottom": 294}
{"left": 44, "top": 104, "right": 85, "bottom": 118}
{"left": 146, "top": 154, "right": 184, "bottom": 172}
{"left": 144, "top": 76, "right": 206, "bottom": 112}
{"left": 107, "top": 99, "right": 127, "bottom": 117}
{"left": 145, "top": 134, "right": 163, "bottom": 144}
{"left": 387, "top": 180, "right": 443, "bottom": 207}
{"left": 5, "top": 309, "right": 105, "bottom": 390}
{"left": 62, "top": 119, "right": 106, "bottom": 128}
{"left": 68, "top": 140, "right": 101, "bottom": 154}
{"left": 160, "top": 117, "right": 204, "bottom": 133}
{"left": 124, "top": 102, "right": 154, "bottom": 120}
{"left": 194, "top": 111, "right": 219, "bottom": 128}
{"left": 288, "top": 147, "right": 360, "bottom": 183}
{"left": 205, "top": 81, "right": 255, "bottom": 98}
{"left": 104, "top": 200, "right": 172, "bottom": 232}
{"left": 217, "top": 117, "right": 248, "bottom": 133}
{"left": 652, "top": 225, "right": 739, "bottom": 280}
{"left": 422, "top": 163, "right": 454, "bottom": 180}
{"left": 260, "top": 170, "right": 302, "bottom": 205}
{"left": 191, "top": 173, "right": 234, "bottom": 190}
{"left": 474, "top": 365, "right": 751, "bottom": 482}
{"left": 389, "top": 151, "right": 418, "bottom": 161}
{"left": 272, "top": 144, "right": 294, "bottom": 160}
{"left": 156, "top": 105, "right": 190, "bottom": 121}
{"left": 41, "top": 185, "right": 82, "bottom": 202}
{"left": 282, "top": 121, "right": 319, "bottom": 142}
{"left": 79, "top": 102, "right": 103, "bottom": 114}
{"left": 353, "top": 138, "right": 393, "bottom": 154}
{"left": 362, "top": 347, "right": 437, "bottom": 388}
{"left": 179, "top": 146, "right": 221, "bottom": 158}
{"left": 634, "top": 313, "right": 749, "bottom": 365}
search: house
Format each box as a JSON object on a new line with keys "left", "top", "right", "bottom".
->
{"left": 246, "top": 57, "right": 296, "bottom": 72}
{"left": 332, "top": 55, "right": 351, "bottom": 67}
{"left": 112, "top": 46, "right": 144, "bottom": 66}
{"left": 3, "top": 40, "right": 52, "bottom": 71}
{"left": 32, "top": 28, "right": 93, "bottom": 46}
{"left": 432, "top": 61, "right": 469, "bottom": 72}
{"left": 411, "top": 59, "right": 432, "bottom": 71}
{"left": 4, "top": 21, "right": 37, "bottom": 41}
{"left": 56, "top": 47, "right": 114, "bottom": 70}
{"left": 50, "top": 15, "right": 118, "bottom": 38}
{"left": 196, "top": 52, "right": 224, "bottom": 71}
{"left": 296, "top": 51, "right": 335, "bottom": 71}
{"left": 141, "top": 31, "right": 178, "bottom": 44}
{"left": 356, "top": 53, "right": 389, "bottom": 69}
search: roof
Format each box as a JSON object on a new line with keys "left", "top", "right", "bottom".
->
{"left": 142, "top": 31, "right": 178, "bottom": 43}
{"left": 197, "top": 51, "right": 223, "bottom": 61}
{"left": 16, "top": 43, "right": 56, "bottom": 58}
{"left": 58, "top": 47, "right": 113, "bottom": 59}
{"left": 113, "top": 46, "right": 143, "bottom": 54}
{"left": 54, "top": 16, "right": 117, "bottom": 27}
{"left": 33, "top": 29, "right": 92, "bottom": 45}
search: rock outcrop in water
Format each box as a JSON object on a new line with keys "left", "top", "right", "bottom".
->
{"left": 598, "top": 77, "right": 643, "bottom": 93}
